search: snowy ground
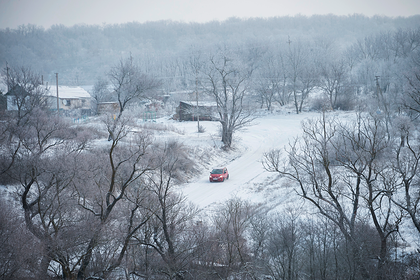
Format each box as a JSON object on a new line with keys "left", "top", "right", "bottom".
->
{"left": 3, "top": 108, "right": 419, "bottom": 248}
{"left": 154, "top": 110, "right": 322, "bottom": 212}
{"left": 161, "top": 110, "right": 420, "bottom": 249}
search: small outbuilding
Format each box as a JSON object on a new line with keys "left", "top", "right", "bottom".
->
{"left": 5, "top": 85, "right": 32, "bottom": 111}
{"left": 175, "top": 101, "right": 217, "bottom": 121}
{"left": 96, "top": 101, "right": 120, "bottom": 115}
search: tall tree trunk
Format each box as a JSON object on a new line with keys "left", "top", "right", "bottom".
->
{"left": 77, "top": 230, "right": 100, "bottom": 280}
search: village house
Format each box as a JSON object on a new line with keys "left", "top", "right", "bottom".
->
{"left": 4, "top": 85, "right": 92, "bottom": 117}
{"left": 47, "top": 86, "right": 92, "bottom": 116}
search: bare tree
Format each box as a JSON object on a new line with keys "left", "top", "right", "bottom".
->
{"left": 295, "top": 59, "right": 319, "bottom": 114}
{"left": 404, "top": 74, "right": 420, "bottom": 118}
{"left": 201, "top": 47, "right": 256, "bottom": 149}
{"left": 301, "top": 217, "right": 342, "bottom": 280}
{"left": 75, "top": 117, "right": 154, "bottom": 280}
{"left": 188, "top": 47, "right": 205, "bottom": 132}
{"left": 0, "top": 197, "right": 43, "bottom": 280}
{"left": 319, "top": 58, "right": 352, "bottom": 110}
{"left": 389, "top": 116, "right": 420, "bottom": 235}
{"left": 334, "top": 113, "right": 402, "bottom": 280}
{"left": 106, "top": 55, "right": 161, "bottom": 141}
{"left": 390, "top": 28, "right": 420, "bottom": 59}
{"left": 1, "top": 65, "right": 49, "bottom": 123}
{"left": 0, "top": 109, "right": 92, "bottom": 278}
{"left": 0, "top": 65, "right": 52, "bottom": 179}
{"left": 212, "top": 197, "right": 257, "bottom": 279}
{"left": 248, "top": 210, "right": 271, "bottom": 277}
{"left": 0, "top": 104, "right": 157, "bottom": 279}
{"left": 91, "top": 77, "right": 111, "bottom": 114}
{"left": 262, "top": 112, "right": 397, "bottom": 279}
{"left": 402, "top": 63, "right": 420, "bottom": 122}
{"left": 92, "top": 77, "right": 110, "bottom": 101}
{"left": 265, "top": 208, "right": 304, "bottom": 280}
{"left": 254, "top": 50, "right": 288, "bottom": 110}
{"left": 285, "top": 40, "right": 318, "bottom": 114}
{"left": 109, "top": 55, "right": 161, "bottom": 119}
{"left": 137, "top": 140, "right": 199, "bottom": 280}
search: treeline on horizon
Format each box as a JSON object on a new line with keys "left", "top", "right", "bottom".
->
{"left": 1, "top": 14, "right": 420, "bottom": 86}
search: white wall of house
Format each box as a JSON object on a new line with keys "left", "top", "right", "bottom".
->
{"left": 6, "top": 95, "right": 18, "bottom": 110}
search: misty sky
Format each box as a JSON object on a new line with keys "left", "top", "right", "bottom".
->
{"left": 1, "top": 0, "right": 420, "bottom": 29}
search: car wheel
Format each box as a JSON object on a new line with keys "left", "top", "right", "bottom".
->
{"left": 227, "top": 175, "right": 229, "bottom": 180}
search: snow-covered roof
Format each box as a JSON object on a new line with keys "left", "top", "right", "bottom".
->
{"left": 180, "top": 101, "right": 217, "bottom": 107}
{"left": 47, "top": 86, "right": 91, "bottom": 99}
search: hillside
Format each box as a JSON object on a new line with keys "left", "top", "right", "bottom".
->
{"left": 1, "top": 14, "right": 420, "bottom": 87}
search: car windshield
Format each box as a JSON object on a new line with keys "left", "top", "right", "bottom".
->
{"left": 211, "top": 169, "right": 223, "bottom": 174}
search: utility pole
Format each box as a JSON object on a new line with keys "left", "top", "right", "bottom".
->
{"left": 56, "top": 73, "right": 59, "bottom": 116}
{"left": 196, "top": 68, "right": 200, "bottom": 133}
{"left": 375, "top": 75, "right": 390, "bottom": 138}
{"left": 287, "top": 35, "right": 292, "bottom": 46}
{"left": 6, "top": 61, "right": 9, "bottom": 92}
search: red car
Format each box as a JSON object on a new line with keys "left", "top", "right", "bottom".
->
{"left": 209, "top": 167, "right": 229, "bottom": 182}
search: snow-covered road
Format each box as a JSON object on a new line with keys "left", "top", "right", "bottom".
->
{"left": 176, "top": 112, "right": 318, "bottom": 210}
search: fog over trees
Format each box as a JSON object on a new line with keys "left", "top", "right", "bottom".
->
{"left": 0, "top": 14, "right": 419, "bottom": 86}
{"left": 1, "top": 14, "right": 420, "bottom": 279}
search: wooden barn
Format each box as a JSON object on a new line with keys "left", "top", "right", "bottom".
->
{"left": 175, "top": 101, "right": 217, "bottom": 121}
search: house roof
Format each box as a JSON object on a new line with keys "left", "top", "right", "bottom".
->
{"left": 47, "top": 86, "right": 91, "bottom": 99}
{"left": 5, "top": 85, "right": 28, "bottom": 96}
